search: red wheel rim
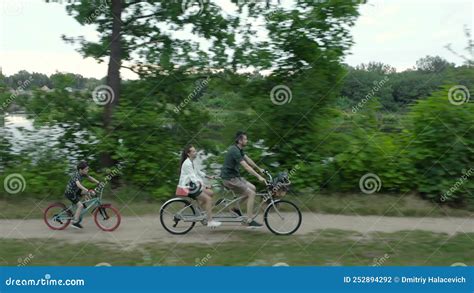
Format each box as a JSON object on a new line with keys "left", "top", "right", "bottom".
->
{"left": 94, "top": 205, "right": 121, "bottom": 232}
{"left": 44, "top": 203, "right": 72, "bottom": 230}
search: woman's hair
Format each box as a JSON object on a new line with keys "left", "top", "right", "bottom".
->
{"left": 77, "top": 160, "right": 88, "bottom": 171}
{"left": 179, "top": 144, "right": 194, "bottom": 173}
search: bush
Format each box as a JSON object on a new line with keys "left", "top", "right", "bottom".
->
{"left": 0, "top": 150, "right": 69, "bottom": 199}
{"left": 406, "top": 86, "right": 474, "bottom": 206}
{"left": 303, "top": 100, "right": 413, "bottom": 193}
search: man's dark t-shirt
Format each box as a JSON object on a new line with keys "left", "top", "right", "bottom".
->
{"left": 64, "top": 171, "right": 86, "bottom": 196}
{"left": 221, "top": 145, "right": 245, "bottom": 180}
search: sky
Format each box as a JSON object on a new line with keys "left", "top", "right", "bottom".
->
{"left": 0, "top": 0, "right": 472, "bottom": 80}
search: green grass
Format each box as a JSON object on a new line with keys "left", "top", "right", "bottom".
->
{"left": 0, "top": 230, "right": 472, "bottom": 266}
{"left": 293, "top": 192, "right": 474, "bottom": 217}
{"left": 1, "top": 192, "right": 472, "bottom": 220}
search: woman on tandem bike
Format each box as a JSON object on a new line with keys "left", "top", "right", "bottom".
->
{"left": 162, "top": 132, "right": 302, "bottom": 235}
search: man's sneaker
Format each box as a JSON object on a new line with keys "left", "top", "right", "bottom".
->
{"left": 71, "top": 222, "right": 83, "bottom": 229}
{"left": 230, "top": 208, "right": 242, "bottom": 217}
{"left": 207, "top": 220, "right": 222, "bottom": 228}
{"left": 247, "top": 220, "right": 263, "bottom": 228}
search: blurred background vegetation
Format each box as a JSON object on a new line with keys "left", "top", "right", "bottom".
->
{"left": 0, "top": 0, "right": 473, "bottom": 211}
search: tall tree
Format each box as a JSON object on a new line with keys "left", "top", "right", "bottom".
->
{"left": 102, "top": 0, "right": 122, "bottom": 168}
{"left": 242, "top": 0, "right": 363, "bottom": 170}
{"left": 58, "top": 0, "right": 237, "bottom": 168}
{"left": 32, "top": 0, "right": 364, "bottom": 194}
{"left": 415, "top": 55, "right": 454, "bottom": 72}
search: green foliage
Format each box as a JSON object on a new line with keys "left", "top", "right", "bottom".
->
{"left": 406, "top": 86, "right": 474, "bottom": 206}
{"left": 0, "top": 70, "right": 101, "bottom": 90}
{"left": 0, "top": 132, "right": 16, "bottom": 171}
{"left": 341, "top": 64, "right": 395, "bottom": 111}
{"left": 342, "top": 56, "right": 454, "bottom": 112}
{"left": 416, "top": 55, "right": 455, "bottom": 72}
{"left": 3, "top": 1, "right": 473, "bottom": 214}
{"left": 299, "top": 99, "right": 414, "bottom": 193}
{"left": 0, "top": 149, "right": 69, "bottom": 198}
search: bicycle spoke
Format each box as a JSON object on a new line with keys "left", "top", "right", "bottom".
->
{"left": 265, "top": 201, "right": 301, "bottom": 235}
{"left": 44, "top": 203, "right": 72, "bottom": 230}
{"left": 160, "top": 200, "right": 196, "bottom": 234}
{"left": 94, "top": 206, "right": 121, "bottom": 231}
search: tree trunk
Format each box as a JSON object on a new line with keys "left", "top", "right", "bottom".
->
{"left": 101, "top": 0, "right": 123, "bottom": 169}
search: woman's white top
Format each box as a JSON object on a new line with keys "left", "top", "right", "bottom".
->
{"left": 178, "top": 158, "right": 206, "bottom": 188}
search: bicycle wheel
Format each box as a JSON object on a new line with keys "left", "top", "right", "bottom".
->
{"left": 93, "top": 204, "right": 121, "bottom": 232}
{"left": 160, "top": 198, "right": 196, "bottom": 235}
{"left": 264, "top": 200, "right": 302, "bottom": 235}
{"left": 44, "top": 202, "right": 73, "bottom": 230}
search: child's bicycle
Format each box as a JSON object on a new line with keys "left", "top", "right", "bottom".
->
{"left": 43, "top": 184, "right": 121, "bottom": 231}
{"left": 160, "top": 170, "right": 302, "bottom": 235}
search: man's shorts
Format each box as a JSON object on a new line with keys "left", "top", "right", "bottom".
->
{"left": 65, "top": 189, "right": 82, "bottom": 204}
{"left": 222, "top": 177, "right": 254, "bottom": 196}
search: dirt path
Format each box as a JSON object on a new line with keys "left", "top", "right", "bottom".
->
{"left": 1, "top": 213, "right": 473, "bottom": 247}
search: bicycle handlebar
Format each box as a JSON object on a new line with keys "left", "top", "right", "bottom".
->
{"left": 88, "top": 182, "right": 106, "bottom": 198}
{"left": 263, "top": 169, "right": 272, "bottom": 178}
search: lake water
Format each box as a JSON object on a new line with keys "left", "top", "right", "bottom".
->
{"left": 2, "top": 113, "right": 65, "bottom": 155}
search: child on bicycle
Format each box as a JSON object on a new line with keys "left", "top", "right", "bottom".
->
{"left": 64, "top": 161, "right": 100, "bottom": 229}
